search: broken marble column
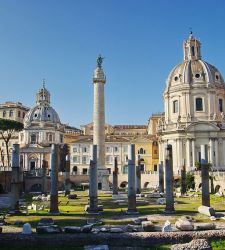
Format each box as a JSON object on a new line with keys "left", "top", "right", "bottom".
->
{"left": 127, "top": 144, "right": 137, "bottom": 213}
{"left": 136, "top": 155, "right": 141, "bottom": 194}
{"left": 180, "top": 161, "right": 186, "bottom": 196}
{"left": 201, "top": 144, "right": 210, "bottom": 207}
{"left": 158, "top": 161, "right": 164, "bottom": 193}
{"left": 88, "top": 145, "right": 98, "bottom": 213}
{"left": 64, "top": 155, "right": 71, "bottom": 196}
{"left": 11, "top": 144, "right": 20, "bottom": 210}
{"left": 50, "top": 144, "right": 59, "bottom": 214}
{"left": 41, "top": 160, "right": 48, "bottom": 194}
{"left": 164, "top": 144, "right": 175, "bottom": 213}
{"left": 112, "top": 156, "right": 118, "bottom": 195}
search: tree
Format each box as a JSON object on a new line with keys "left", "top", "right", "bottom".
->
{"left": 186, "top": 172, "right": 195, "bottom": 190}
{"left": 0, "top": 118, "right": 23, "bottom": 167}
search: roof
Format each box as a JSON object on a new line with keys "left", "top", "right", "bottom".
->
{"left": 70, "top": 134, "right": 157, "bottom": 144}
{"left": 114, "top": 125, "right": 147, "bottom": 129}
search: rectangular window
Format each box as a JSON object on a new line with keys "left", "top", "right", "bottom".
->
{"left": 107, "top": 168, "right": 111, "bottom": 174}
{"left": 82, "top": 156, "right": 89, "bottom": 164}
{"left": 219, "top": 99, "right": 223, "bottom": 112}
{"left": 173, "top": 100, "right": 178, "bottom": 113}
{"left": 106, "top": 155, "right": 112, "bottom": 163}
{"left": 83, "top": 147, "right": 89, "bottom": 153}
{"left": 114, "top": 146, "right": 118, "bottom": 152}
{"left": 115, "top": 155, "right": 120, "bottom": 162}
{"left": 73, "top": 156, "right": 79, "bottom": 163}
{"left": 106, "top": 146, "right": 111, "bottom": 153}
{"left": 154, "top": 150, "right": 157, "bottom": 154}
{"left": 73, "top": 147, "right": 78, "bottom": 153}
{"left": 123, "top": 146, "right": 128, "bottom": 153}
{"left": 196, "top": 98, "right": 203, "bottom": 111}
{"left": 154, "top": 165, "right": 157, "bottom": 172}
{"left": 82, "top": 168, "right": 87, "bottom": 175}
{"left": 191, "top": 46, "right": 195, "bottom": 56}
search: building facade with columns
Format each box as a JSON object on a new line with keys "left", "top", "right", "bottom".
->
{"left": 19, "top": 84, "right": 65, "bottom": 171}
{"left": 0, "top": 102, "right": 30, "bottom": 168}
{"left": 158, "top": 32, "right": 225, "bottom": 173}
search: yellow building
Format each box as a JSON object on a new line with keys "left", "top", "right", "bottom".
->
{"left": 132, "top": 135, "right": 158, "bottom": 172}
{"left": 78, "top": 122, "right": 159, "bottom": 172}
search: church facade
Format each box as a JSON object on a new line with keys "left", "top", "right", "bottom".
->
{"left": 19, "top": 84, "right": 65, "bottom": 171}
{"left": 158, "top": 33, "right": 225, "bottom": 173}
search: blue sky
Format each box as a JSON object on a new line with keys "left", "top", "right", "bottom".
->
{"left": 0, "top": 0, "right": 225, "bottom": 127}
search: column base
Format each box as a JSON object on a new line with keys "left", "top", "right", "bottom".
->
{"left": 98, "top": 168, "right": 110, "bottom": 191}
{"left": 86, "top": 211, "right": 100, "bottom": 215}
{"left": 48, "top": 212, "right": 61, "bottom": 216}
{"left": 126, "top": 210, "right": 139, "bottom": 215}
{"left": 164, "top": 209, "right": 175, "bottom": 214}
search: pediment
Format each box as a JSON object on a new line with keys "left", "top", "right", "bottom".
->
{"left": 186, "top": 122, "right": 220, "bottom": 132}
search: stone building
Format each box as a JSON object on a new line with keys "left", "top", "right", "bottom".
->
{"left": 0, "top": 102, "right": 30, "bottom": 168}
{"left": 70, "top": 133, "right": 159, "bottom": 176}
{"left": 64, "top": 124, "right": 83, "bottom": 144}
{"left": 0, "top": 101, "right": 29, "bottom": 123}
{"left": 148, "top": 113, "right": 164, "bottom": 136}
{"left": 19, "top": 84, "right": 65, "bottom": 171}
{"left": 81, "top": 122, "right": 113, "bottom": 135}
{"left": 158, "top": 32, "right": 225, "bottom": 173}
{"left": 70, "top": 135, "right": 130, "bottom": 176}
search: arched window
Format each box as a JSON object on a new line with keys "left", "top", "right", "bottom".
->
{"left": 3, "top": 111, "right": 6, "bottom": 117}
{"left": 73, "top": 166, "right": 77, "bottom": 173}
{"left": 153, "top": 141, "right": 158, "bottom": 146}
{"left": 18, "top": 111, "right": 21, "bottom": 117}
{"left": 139, "top": 148, "right": 145, "bottom": 154}
{"left": 48, "top": 134, "right": 53, "bottom": 142}
{"left": 196, "top": 98, "right": 203, "bottom": 111}
{"left": 173, "top": 100, "right": 178, "bottom": 113}
{"left": 9, "top": 110, "right": 13, "bottom": 117}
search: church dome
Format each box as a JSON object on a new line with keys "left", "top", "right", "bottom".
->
{"left": 166, "top": 32, "right": 224, "bottom": 89}
{"left": 24, "top": 83, "right": 61, "bottom": 127}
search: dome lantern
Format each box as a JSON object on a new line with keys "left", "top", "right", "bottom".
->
{"left": 36, "top": 80, "right": 50, "bottom": 105}
{"left": 183, "top": 31, "right": 201, "bottom": 61}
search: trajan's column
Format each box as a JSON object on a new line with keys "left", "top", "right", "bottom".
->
{"left": 93, "top": 55, "right": 109, "bottom": 190}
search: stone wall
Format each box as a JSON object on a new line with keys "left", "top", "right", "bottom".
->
{"left": 0, "top": 230, "right": 225, "bottom": 248}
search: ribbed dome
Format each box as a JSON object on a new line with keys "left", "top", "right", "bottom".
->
{"left": 167, "top": 60, "right": 224, "bottom": 86}
{"left": 166, "top": 32, "right": 225, "bottom": 89}
{"left": 24, "top": 105, "right": 60, "bottom": 126}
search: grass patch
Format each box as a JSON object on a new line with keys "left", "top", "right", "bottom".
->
{"left": 2, "top": 191, "right": 225, "bottom": 228}
{"left": 211, "top": 239, "right": 225, "bottom": 249}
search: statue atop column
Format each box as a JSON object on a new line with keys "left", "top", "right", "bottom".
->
{"left": 97, "top": 55, "right": 104, "bottom": 68}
